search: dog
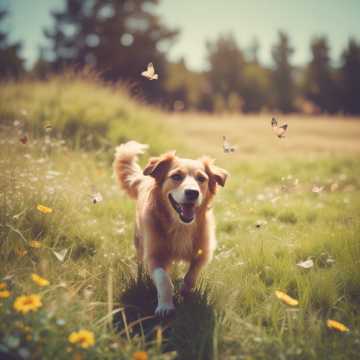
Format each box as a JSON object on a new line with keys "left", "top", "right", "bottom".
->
{"left": 113, "top": 141, "right": 228, "bottom": 317}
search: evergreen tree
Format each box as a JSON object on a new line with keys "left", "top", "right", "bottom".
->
{"left": 242, "top": 63, "right": 270, "bottom": 112}
{"left": 44, "top": 0, "right": 178, "bottom": 101}
{"left": 340, "top": 38, "right": 360, "bottom": 114}
{"left": 0, "top": 8, "right": 24, "bottom": 79}
{"left": 271, "top": 31, "right": 295, "bottom": 113}
{"left": 31, "top": 47, "right": 52, "bottom": 80}
{"left": 303, "top": 37, "right": 338, "bottom": 113}
{"left": 206, "top": 34, "right": 245, "bottom": 111}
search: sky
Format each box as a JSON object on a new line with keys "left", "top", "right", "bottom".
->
{"left": 1, "top": 0, "right": 360, "bottom": 70}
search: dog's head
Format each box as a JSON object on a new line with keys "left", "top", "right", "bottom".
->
{"left": 143, "top": 152, "right": 228, "bottom": 224}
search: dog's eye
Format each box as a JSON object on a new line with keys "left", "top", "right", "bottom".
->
{"left": 171, "top": 173, "right": 183, "bottom": 181}
{"left": 196, "top": 175, "right": 207, "bottom": 183}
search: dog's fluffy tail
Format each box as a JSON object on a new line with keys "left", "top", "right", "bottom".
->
{"left": 113, "top": 141, "right": 149, "bottom": 199}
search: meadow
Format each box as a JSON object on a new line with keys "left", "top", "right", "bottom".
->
{"left": 0, "top": 76, "right": 360, "bottom": 360}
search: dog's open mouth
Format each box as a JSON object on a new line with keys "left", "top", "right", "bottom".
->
{"left": 168, "top": 194, "right": 195, "bottom": 223}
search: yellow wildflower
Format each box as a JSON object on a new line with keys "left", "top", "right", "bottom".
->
{"left": 29, "top": 240, "right": 42, "bottom": 248}
{"left": 68, "top": 330, "right": 95, "bottom": 349}
{"left": 14, "top": 294, "right": 42, "bottom": 314}
{"left": 133, "top": 351, "right": 148, "bottom": 360}
{"left": 0, "top": 282, "right": 7, "bottom": 290}
{"left": 327, "top": 319, "right": 350, "bottom": 332}
{"left": 31, "top": 274, "right": 50, "bottom": 287}
{"left": 36, "top": 204, "right": 53, "bottom": 214}
{"left": 275, "top": 290, "right": 299, "bottom": 306}
{"left": 0, "top": 290, "right": 11, "bottom": 298}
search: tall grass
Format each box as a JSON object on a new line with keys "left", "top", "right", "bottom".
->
{"left": 0, "top": 72, "right": 179, "bottom": 156}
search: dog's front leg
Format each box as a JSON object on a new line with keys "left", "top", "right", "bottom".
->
{"left": 149, "top": 261, "right": 175, "bottom": 318}
{"left": 181, "top": 256, "right": 208, "bottom": 296}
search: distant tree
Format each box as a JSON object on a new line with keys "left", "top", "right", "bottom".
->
{"left": 164, "top": 58, "right": 207, "bottom": 111}
{"left": 0, "top": 8, "right": 24, "bottom": 80}
{"left": 31, "top": 47, "right": 52, "bottom": 79}
{"left": 205, "top": 34, "right": 245, "bottom": 111}
{"left": 242, "top": 63, "right": 271, "bottom": 112}
{"left": 303, "top": 37, "right": 338, "bottom": 113}
{"left": 271, "top": 31, "right": 295, "bottom": 113}
{"left": 44, "top": 0, "right": 178, "bottom": 102}
{"left": 340, "top": 38, "right": 360, "bottom": 115}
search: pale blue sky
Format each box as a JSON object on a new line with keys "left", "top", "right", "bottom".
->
{"left": 1, "top": 0, "right": 360, "bottom": 70}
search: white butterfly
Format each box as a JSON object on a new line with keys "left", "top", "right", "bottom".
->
{"left": 141, "top": 62, "right": 158, "bottom": 80}
{"left": 91, "top": 192, "right": 103, "bottom": 204}
{"left": 271, "top": 117, "right": 288, "bottom": 138}
{"left": 296, "top": 259, "right": 314, "bottom": 269}
{"left": 312, "top": 186, "right": 324, "bottom": 193}
{"left": 52, "top": 248, "right": 68, "bottom": 262}
{"left": 255, "top": 219, "right": 267, "bottom": 228}
{"left": 223, "top": 136, "right": 236, "bottom": 153}
{"left": 44, "top": 123, "right": 53, "bottom": 132}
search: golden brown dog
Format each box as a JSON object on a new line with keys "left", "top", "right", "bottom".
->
{"left": 113, "top": 141, "right": 228, "bottom": 317}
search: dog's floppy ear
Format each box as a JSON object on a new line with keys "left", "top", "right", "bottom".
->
{"left": 201, "top": 157, "right": 228, "bottom": 193}
{"left": 143, "top": 151, "right": 176, "bottom": 182}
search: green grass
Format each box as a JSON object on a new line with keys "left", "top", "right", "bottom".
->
{"left": 0, "top": 72, "right": 180, "bottom": 157}
{"left": 1, "top": 77, "right": 360, "bottom": 359}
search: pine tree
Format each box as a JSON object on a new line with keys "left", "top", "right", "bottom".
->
{"left": 303, "top": 37, "right": 338, "bottom": 113}
{"left": 0, "top": 8, "right": 24, "bottom": 79}
{"left": 271, "top": 31, "right": 295, "bottom": 113}
{"left": 206, "top": 34, "right": 245, "bottom": 111}
{"left": 44, "top": 0, "right": 178, "bottom": 101}
{"left": 340, "top": 38, "right": 360, "bottom": 114}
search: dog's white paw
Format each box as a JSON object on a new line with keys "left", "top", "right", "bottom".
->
{"left": 155, "top": 302, "right": 175, "bottom": 318}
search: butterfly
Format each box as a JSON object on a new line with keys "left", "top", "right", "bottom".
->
{"left": 296, "top": 259, "right": 314, "bottom": 269}
{"left": 271, "top": 117, "right": 288, "bottom": 138}
{"left": 223, "top": 136, "right": 236, "bottom": 153}
{"left": 312, "top": 186, "right": 324, "bottom": 193}
{"left": 255, "top": 219, "right": 267, "bottom": 228}
{"left": 141, "top": 62, "right": 158, "bottom": 80}
{"left": 44, "top": 123, "right": 53, "bottom": 132}
{"left": 91, "top": 192, "right": 103, "bottom": 204}
{"left": 19, "top": 135, "right": 28, "bottom": 144}
{"left": 52, "top": 248, "right": 68, "bottom": 262}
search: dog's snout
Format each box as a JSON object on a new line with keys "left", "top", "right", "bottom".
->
{"left": 185, "top": 189, "right": 199, "bottom": 201}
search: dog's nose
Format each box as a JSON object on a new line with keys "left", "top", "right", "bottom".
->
{"left": 185, "top": 189, "right": 199, "bottom": 201}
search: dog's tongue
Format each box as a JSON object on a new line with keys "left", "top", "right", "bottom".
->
{"left": 180, "top": 203, "right": 195, "bottom": 223}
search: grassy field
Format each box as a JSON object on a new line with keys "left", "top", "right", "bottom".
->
{"left": 0, "top": 77, "right": 360, "bottom": 360}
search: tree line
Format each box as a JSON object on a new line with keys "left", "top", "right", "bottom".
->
{"left": 1, "top": 0, "right": 360, "bottom": 115}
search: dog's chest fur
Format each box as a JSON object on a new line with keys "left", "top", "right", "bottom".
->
{"left": 167, "top": 223, "right": 195, "bottom": 261}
